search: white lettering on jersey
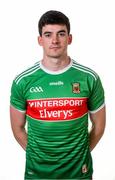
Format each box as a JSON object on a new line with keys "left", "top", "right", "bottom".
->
{"left": 49, "top": 81, "right": 64, "bottom": 86}
{"left": 28, "top": 99, "right": 84, "bottom": 107}
{"left": 30, "top": 86, "right": 43, "bottom": 93}
{"left": 39, "top": 109, "right": 73, "bottom": 119}
{"left": 27, "top": 98, "right": 88, "bottom": 121}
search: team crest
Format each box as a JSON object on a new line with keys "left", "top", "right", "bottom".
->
{"left": 82, "top": 164, "right": 88, "bottom": 173}
{"left": 72, "top": 83, "right": 80, "bottom": 93}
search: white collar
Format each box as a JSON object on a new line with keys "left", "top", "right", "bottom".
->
{"left": 40, "top": 59, "right": 73, "bottom": 75}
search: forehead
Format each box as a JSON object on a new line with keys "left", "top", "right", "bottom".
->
{"left": 42, "top": 24, "right": 68, "bottom": 33}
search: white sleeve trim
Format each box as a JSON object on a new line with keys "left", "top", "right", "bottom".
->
{"left": 10, "top": 104, "right": 26, "bottom": 113}
{"left": 89, "top": 103, "right": 105, "bottom": 114}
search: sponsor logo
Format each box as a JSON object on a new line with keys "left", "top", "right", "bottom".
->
{"left": 30, "top": 86, "right": 43, "bottom": 93}
{"left": 49, "top": 81, "right": 64, "bottom": 86}
{"left": 72, "top": 83, "right": 80, "bottom": 93}
{"left": 26, "top": 98, "right": 88, "bottom": 121}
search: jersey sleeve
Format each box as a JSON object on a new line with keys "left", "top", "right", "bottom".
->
{"left": 88, "top": 76, "right": 105, "bottom": 113}
{"left": 10, "top": 80, "right": 26, "bottom": 112}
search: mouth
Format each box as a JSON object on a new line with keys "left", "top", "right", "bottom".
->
{"left": 50, "top": 46, "right": 61, "bottom": 49}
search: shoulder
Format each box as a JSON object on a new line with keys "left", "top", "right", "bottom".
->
{"left": 14, "top": 61, "right": 40, "bottom": 85}
{"left": 72, "top": 59, "right": 98, "bottom": 81}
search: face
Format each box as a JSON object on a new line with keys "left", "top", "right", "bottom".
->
{"left": 38, "top": 24, "right": 72, "bottom": 59}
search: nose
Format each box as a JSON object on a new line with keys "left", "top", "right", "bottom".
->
{"left": 52, "top": 35, "right": 59, "bottom": 44}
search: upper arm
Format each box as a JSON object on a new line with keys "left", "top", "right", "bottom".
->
{"left": 87, "top": 74, "right": 105, "bottom": 131}
{"left": 89, "top": 106, "right": 106, "bottom": 132}
{"left": 88, "top": 76, "right": 105, "bottom": 112}
{"left": 10, "top": 79, "right": 27, "bottom": 130}
{"left": 10, "top": 105, "right": 26, "bottom": 131}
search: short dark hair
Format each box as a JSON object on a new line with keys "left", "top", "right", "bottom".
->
{"left": 38, "top": 10, "right": 70, "bottom": 36}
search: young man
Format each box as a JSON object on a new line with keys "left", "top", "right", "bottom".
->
{"left": 10, "top": 10, "right": 106, "bottom": 179}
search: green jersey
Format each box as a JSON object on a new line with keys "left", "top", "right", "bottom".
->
{"left": 10, "top": 59, "right": 105, "bottom": 179}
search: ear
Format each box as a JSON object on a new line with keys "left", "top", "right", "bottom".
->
{"left": 38, "top": 36, "right": 43, "bottom": 46}
{"left": 68, "top": 34, "right": 72, "bottom": 45}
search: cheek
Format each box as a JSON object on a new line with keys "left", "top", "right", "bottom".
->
{"left": 43, "top": 39, "right": 51, "bottom": 46}
{"left": 63, "top": 37, "right": 71, "bottom": 45}
{"left": 39, "top": 37, "right": 49, "bottom": 47}
{"left": 62, "top": 39, "right": 69, "bottom": 47}
{"left": 42, "top": 42, "right": 50, "bottom": 51}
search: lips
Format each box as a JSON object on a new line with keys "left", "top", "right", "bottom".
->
{"left": 50, "top": 46, "right": 61, "bottom": 49}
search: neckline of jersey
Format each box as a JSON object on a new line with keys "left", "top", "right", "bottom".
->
{"left": 39, "top": 58, "right": 73, "bottom": 75}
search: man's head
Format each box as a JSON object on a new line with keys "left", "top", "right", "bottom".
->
{"left": 38, "top": 10, "right": 70, "bottom": 36}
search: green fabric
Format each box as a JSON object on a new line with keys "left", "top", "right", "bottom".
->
{"left": 10, "top": 59, "right": 104, "bottom": 179}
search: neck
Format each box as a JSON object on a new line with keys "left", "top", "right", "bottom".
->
{"left": 41, "top": 56, "right": 71, "bottom": 71}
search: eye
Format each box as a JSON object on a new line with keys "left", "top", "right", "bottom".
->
{"left": 44, "top": 33, "right": 51, "bottom": 38}
{"left": 58, "top": 32, "right": 66, "bottom": 37}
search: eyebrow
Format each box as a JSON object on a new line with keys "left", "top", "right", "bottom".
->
{"left": 43, "top": 30, "right": 66, "bottom": 35}
{"left": 57, "top": 30, "right": 66, "bottom": 33}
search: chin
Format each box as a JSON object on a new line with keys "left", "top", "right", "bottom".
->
{"left": 48, "top": 50, "right": 63, "bottom": 58}
{"left": 48, "top": 54, "right": 62, "bottom": 59}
